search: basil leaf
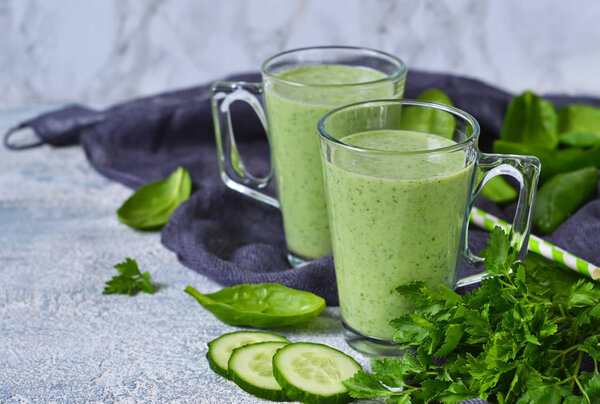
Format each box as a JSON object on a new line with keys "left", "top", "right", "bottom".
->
{"left": 400, "top": 88, "right": 456, "bottom": 139}
{"left": 184, "top": 283, "right": 326, "bottom": 328}
{"left": 501, "top": 91, "right": 559, "bottom": 149}
{"left": 493, "top": 140, "right": 600, "bottom": 182}
{"left": 559, "top": 104, "right": 600, "bottom": 137}
{"left": 559, "top": 131, "right": 600, "bottom": 147}
{"left": 533, "top": 167, "right": 598, "bottom": 234}
{"left": 117, "top": 167, "right": 192, "bottom": 229}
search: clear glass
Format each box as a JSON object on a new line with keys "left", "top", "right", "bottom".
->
{"left": 318, "top": 100, "right": 540, "bottom": 356}
{"left": 211, "top": 46, "right": 407, "bottom": 266}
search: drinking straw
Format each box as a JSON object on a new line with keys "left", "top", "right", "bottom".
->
{"left": 469, "top": 206, "right": 600, "bottom": 280}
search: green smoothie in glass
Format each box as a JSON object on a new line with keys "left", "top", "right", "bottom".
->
{"left": 318, "top": 100, "right": 540, "bottom": 356}
{"left": 212, "top": 47, "right": 407, "bottom": 266}
{"left": 324, "top": 130, "right": 474, "bottom": 339}
{"left": 264, "top": 65, "right": 398, "bottom": 260}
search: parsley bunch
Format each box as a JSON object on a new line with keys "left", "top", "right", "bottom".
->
{"left": 344, "top": 228, "right": 600, "bottom": 403}
{"left": 103, "top": 258, "right": 154, "bottom": 295}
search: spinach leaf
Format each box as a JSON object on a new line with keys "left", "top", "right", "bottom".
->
{"left": 184, "top": 283, "right": 326, "bottom": 328}
{"left": 400, "top": 88, "right": 456, "bottom": 139}
{"left": 479, "top": 176, "right": 517, "bottom": 205}
{"left": 493, "top": 140, "right": 600, "bottom": 182}
{"left": 117, "top": 167, "right": 192, "bottom": 229}
{"left": 533, "top": 167, "right": 598, "bottom": 234}
{"left": 559, "top": 104, "right": 600, "bottom": 137}
{"left": 559, "top": 131, "right": 600, "bottom": 147}
{"left": 501, "top": 91, "right": 559, "bottom": 149}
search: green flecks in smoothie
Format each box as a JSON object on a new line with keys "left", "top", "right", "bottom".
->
{"left": 323, "top": 130, "right": 475, "bottom": 339}
{"left": 264, "top": 65, "right": 403, "bottom": 260}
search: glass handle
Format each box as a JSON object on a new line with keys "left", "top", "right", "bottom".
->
{"left": 456, "top": 153, "right": 541, "bottom": 287}
{"left": 211, "top": 81, "right": 279, "bottom": 208}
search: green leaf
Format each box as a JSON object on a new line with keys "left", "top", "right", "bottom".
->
{"left": 563, "top": 397, "right": 589, "bottom": 404}
{"left": 568, "top": 279, "right": 600, "bottom": 309}
{"left": 434, "top": 324, "right": 464, "bottom": 357}
{"left": 559, "top": 104, "right": 600, "bottom": 138}
{"left": 399, "top": 88, "right": 456, "bottom": 139}
{"left": 438, "top": 380, "right": 478, "bottom": 402}
{"left": 418, "top": 88, "right": 454, "bottom": 106}
{"left": 519, "top": 378, "right": 570, "bottom": 404}
{"left": 480, "top": 226, "right": 515, "bottom": 277}
{"left": 493, "top": 140, "right": 600, "bottom": 183}
{"left": 533, "top": 167, "right": 598, "bottom": 234}
{"left": 114, "top": 258, "right": 140, "bottom": 277}
{"left": 437, "top": 284, "right": 463, "bottom": 305}
{"left": 559, "top": 131, "right": 600, "bottom": 147}
{"left": 501, "top": 90, "right": 559, "bottom": 149}
{"left": 584, "top": 373, "right": 600, "bottom": 403}
{"left": 391, "top": 314, "right": 431, "bottom": 347}
{"left": 184, "top": 283, "right": 325, "bottom": 328}
{"left": 103, "top": 258, "right": 154, "bottom": 295}
{"left": 117, "top": 167, "right": 192, "bottom": 230}
{"left": 342, "top": 371, "right": 394, "bottom": 398}
{"left": 579, "top": 336, "right": 600, "bottom": 361}
{"left": 371, "top": 355, "right": 426, "bottom": 387}
{"left": 479, "top": 176, "right": 518, "bottom": 205}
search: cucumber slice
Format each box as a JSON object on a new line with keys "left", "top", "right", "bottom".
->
{"left": 272, "top": 342, "right": 362, "bottom": 404}
{"left": 229, "top": 341, "right": 291, "bottom": 401}
{"left": 206, "top": 331, "right": 289, "bottom": 379}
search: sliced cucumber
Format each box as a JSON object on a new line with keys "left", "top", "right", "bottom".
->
{"left": 272, "top": 342, "right": 362, "bottom": 404}
{"left": 206, "top": 331, "right": 289, "bottom": 379}
{"left": 229, "top": 341, "right": 291, "bottom": 401}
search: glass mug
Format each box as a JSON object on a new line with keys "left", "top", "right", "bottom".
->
{"left": 318, "top": 100, "right": 540, "bottom": 355}
{"left": 211, "top": 46, "right": 407, "bottom": 266}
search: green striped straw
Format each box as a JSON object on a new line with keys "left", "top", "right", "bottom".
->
{"left": 470, "top": 207, "right": 600, "bottom": 280}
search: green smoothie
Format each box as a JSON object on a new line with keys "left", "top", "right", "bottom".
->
{"left": 322, "top": 130, "right": 475, "bottom": 339}
{"left": 264, "top": 65, "right": 401, "bottom": 260}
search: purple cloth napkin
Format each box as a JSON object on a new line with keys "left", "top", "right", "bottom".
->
{"left": 5, "top": 70, "right": 600, "bottom": 308}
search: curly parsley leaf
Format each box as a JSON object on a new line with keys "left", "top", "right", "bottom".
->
{"left": 103, "top": 258, "right": 154, "bottom": 295}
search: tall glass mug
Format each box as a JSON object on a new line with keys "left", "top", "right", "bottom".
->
{"left": 318, "top": 100, "right": 540, "bottom": 355}
{"left": 211, "top": 47, "right": 407, "bottom": 265}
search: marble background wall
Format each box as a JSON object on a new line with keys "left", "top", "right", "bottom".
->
{"left": 1, "top": 0, "right": 599, "bottom": 108}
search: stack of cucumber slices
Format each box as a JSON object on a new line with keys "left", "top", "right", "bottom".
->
{"left": 207, "top": 331, "right": 362, "bottom": 403}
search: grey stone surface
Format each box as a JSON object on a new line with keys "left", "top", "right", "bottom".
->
{"left": 0, "top": 107, "right": 371, "bottom": 403}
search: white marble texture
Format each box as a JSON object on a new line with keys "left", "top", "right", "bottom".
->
{"left": 0, "top": 0, "right": 599, "bottom": 108}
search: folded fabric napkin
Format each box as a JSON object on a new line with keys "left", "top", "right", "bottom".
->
{"left": 5, "top": 71, "right": 600, "bottom": 308}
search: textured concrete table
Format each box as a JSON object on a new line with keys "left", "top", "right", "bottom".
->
{"left": 0, "top": 107, "right": 371, "bottom": 403}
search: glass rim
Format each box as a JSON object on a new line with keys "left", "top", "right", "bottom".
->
{"left": 260, "top": 46, "right": 407, "bottom": 88}
{"left": 317, "top": 99, "right": 481, "bottom": 156}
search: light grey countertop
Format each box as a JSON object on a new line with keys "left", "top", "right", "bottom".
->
{"left": 0, "top": 107, "right": 371, "bottom": 403}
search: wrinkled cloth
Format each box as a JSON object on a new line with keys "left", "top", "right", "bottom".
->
{"left": 5, "top": 71, "right": 600, "bottom": 308}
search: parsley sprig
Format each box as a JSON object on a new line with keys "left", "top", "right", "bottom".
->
{"left": 103, "top": 258, "right": 154, "bottom": 295}
{"left": 344, "top": 228, "right": 600, "bottom": 403}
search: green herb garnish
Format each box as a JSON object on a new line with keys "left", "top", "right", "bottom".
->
{"left": 344, "top": 228, "right": 600, "bottom": 403}
{"left": 117, "top": 166, "right": 192, "bottom": 230}
{"left": 103, "top": 258, "right": 154, "bottom": 295}
{"left": 185, "top": 283, "right": 326, "bottom": 328}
